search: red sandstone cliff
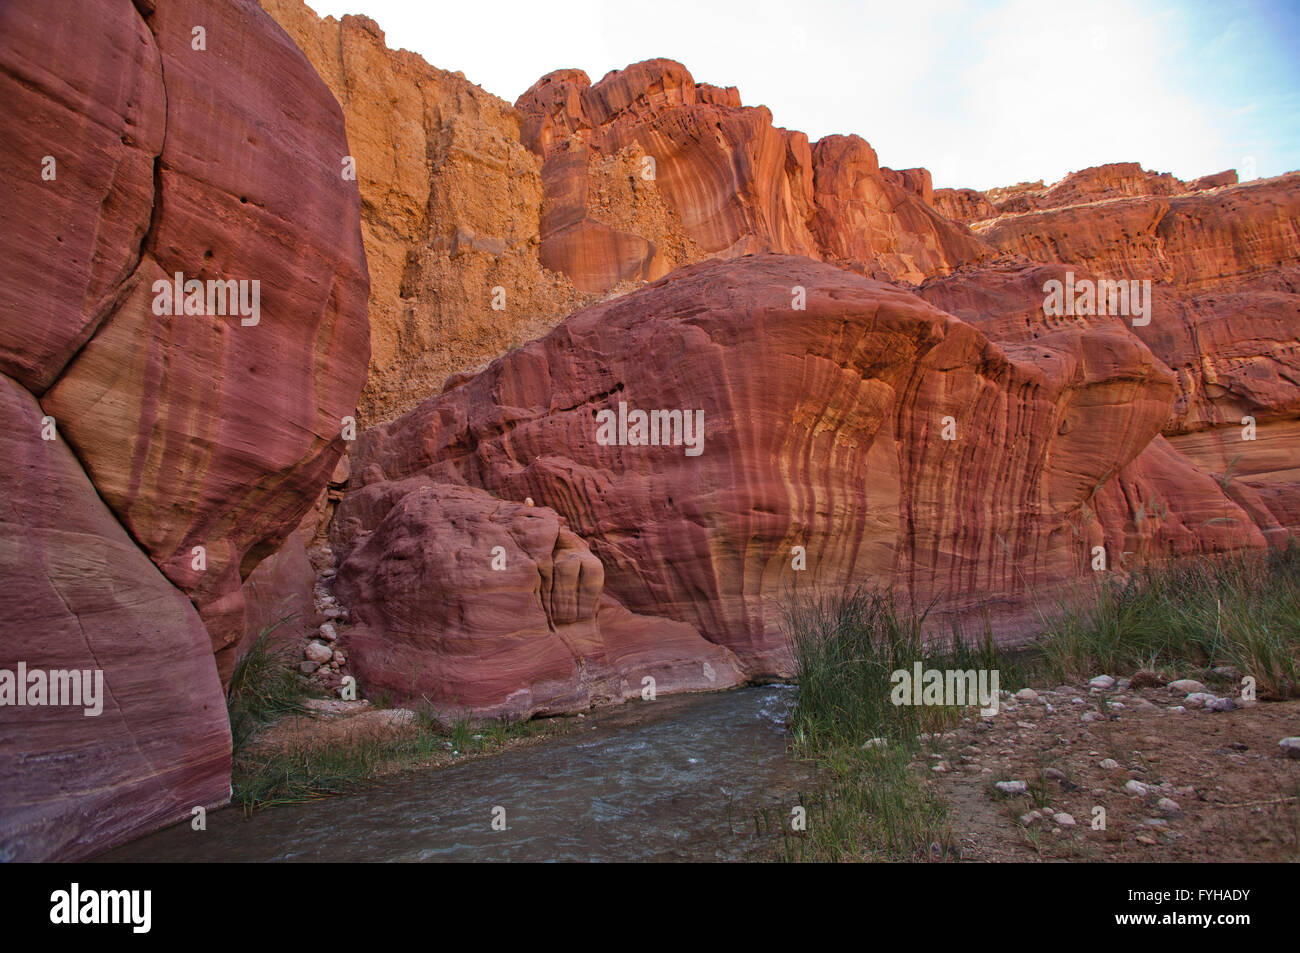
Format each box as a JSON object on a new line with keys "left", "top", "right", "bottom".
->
{"left": 258, "top": 1, "right": 996, "bottom": 424}
{"left": 247, "top": 0, "right": 1300, "bottom": 722}
{"left": 0, "top": 0, "right": 370, "bottom": 860}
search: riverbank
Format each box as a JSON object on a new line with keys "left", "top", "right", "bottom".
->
{"left": 774, "top": 550, "right": 1300, "bottom": 862}
{"left": 96, "top": 550, "right": 1300, "bottom": 862}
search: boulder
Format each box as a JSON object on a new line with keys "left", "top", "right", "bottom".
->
{"left": 334, "top": 482, "right": 741, "bottom": 717}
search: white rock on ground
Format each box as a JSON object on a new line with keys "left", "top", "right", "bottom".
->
{"left": 1168, "top": 679, "right": 1208, "bottom": 694}
{"left": 1089, "top": 675, "right": 1116, "bottom": 690}
{"left": 304, "top": 641, "right": 333, "bottom": 664}
{"left": 1054, "top": 812, "right": 1076, "bottom": 827}
{"left": 995, "top": 780, "right": 1028, "bottom": 795}
{"left": 1279, "top": 738, "right": 1300, "bottom": 759}
{"left": 318, "top": 622, "right": 338, "bottom": 642}
{"left": 1015, "top": 688, "right": 1039, "bottom": 703}
{"left": 1100, "top": 758, "right": 1119, "bottom": 770}
{"left": 1124, "top": 780, "right": 1149, "bottom": 797}
{"left": 1156, "top": 797, "right": 1181, "bottom": 815}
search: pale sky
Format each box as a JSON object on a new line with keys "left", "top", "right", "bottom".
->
{"left": 303, "top": 0, "right": 1300, "bottom": 191}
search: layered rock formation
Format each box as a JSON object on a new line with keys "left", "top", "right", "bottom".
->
{"left": 963, "top": 173, "right": 1300, "bottom": 548}
{"left": 516, "top": 65, "right": 989, "bottom": 288}
{"left": 0, "top": 374, "right": 230, "bottom": 863}
{"left": 4, "top": 0, "right": 1296, "bottom": 861}
{"left": 259, "top": 1, "right": 995, "bottom": 424}
{"left": 931, "top": 188, "right": 997, "bottom": 226}
{"left": 935, "top": 162, "right": 1241, "bottom": 225}
{"left": 915, "top": 259, "right": 1279, "bottom": 560}
{"left": 335, "top": 255, "right": 1184, "bottom": 678}
{"left": 328, "top": 149, "right": 1297, "bottom": 702}
{"left": 258, "top": 0, "right": 594, "bottom": 424}
{"left": 0, "top": 0, "right": 369, "bottom": 860}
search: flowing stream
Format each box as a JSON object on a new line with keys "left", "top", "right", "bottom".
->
{"left": 98, "top": 685, "right": 811, "bottom": 862}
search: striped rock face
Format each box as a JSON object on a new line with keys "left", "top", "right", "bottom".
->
{"left": 333, "top": 482, "right": 743, "bottom": 719}
{"left": 968, "top": 173, "right": 1300, "bottom": 546}
{"left": 335, "top": 254, "right": 1181, "bottom": 681}
{"left": 0, "top": 0, "right": 370, "bottom": 859}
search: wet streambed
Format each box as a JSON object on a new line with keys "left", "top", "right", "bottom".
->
{"left": 98, "top": 685, "right": 810, "bottom": 862}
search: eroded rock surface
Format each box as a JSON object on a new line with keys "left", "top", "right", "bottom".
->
{"left": 0, "top": 374, "right": 231, "bottom": 862}
{"left": 260, "top": 1, "right": 995, "bottom": 423}
{"left": 336, "top": 255, "right": 1180, "bottom": 677}
{"left": 0, "top": 0, "right": 369, "bottom": 859}
{"left": 334, "top": 482, "right": 741, "bottom": 717}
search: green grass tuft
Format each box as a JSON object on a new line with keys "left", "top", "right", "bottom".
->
{"left": 1037, "top": 543, "right": 1300, "bottom": 697}
{"left": 778, "top": 586, "right": 1024, "bottom": 862}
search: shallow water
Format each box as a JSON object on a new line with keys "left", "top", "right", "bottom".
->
{"left": 98, "top": 685, "right": 811, "bottom": 862}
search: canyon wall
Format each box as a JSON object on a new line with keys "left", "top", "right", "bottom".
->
{"left": 246, "top": 2, "right": 1297, "bottom": 720}
{"left": 330, "top": 163, "right": 1298, "bottom": 714}
{"left": 2, "top": 0, "right": 1296, "bottom": 857}
{"left": 332, "top": 254, "right": 1188, "bottom": 702}
{"left": 934, "top": 162, "right": 1240, "bottom": 225}
{"left": 259, "top": 0, "right": 993, "bottom": 425}
{"left": 963, "top": 173, "right": 1300, "bottom": 552}
{"left": 0, "top": 0, "right": 370, "bottom": 860}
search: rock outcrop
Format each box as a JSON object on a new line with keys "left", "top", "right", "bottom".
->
{"left": 932, "top": 188, "right": 998, "bottom": 226}
{"left": 333, "top": 482, "right": 741, "bottom": 717}
{"left": 335, "top": 255, "right": 1182, "bottom": 677}
{"left": 516, "top": 66, "right": 989, "bottom": 288}
{"left": 964, "top": 173, "right": 1300, "bottom": 545}
{"left": 973, "top": 173, "right": 1299, "bottom": 291}
{"left": 258, "top": 0, "right": 596, "bottom": 424}
{"left": 916, "top": 259, "right": 1279, "bottom": 559}
{"left": 259, "top": 1, "right": 995, "bottom": 424}
{"left": 0, "top": 374, "right": 231, "bottom": 863}
{"left": 0, "top": 0, "right": 370, "bottom": 860}
{"left": 809, "top": 135, "right": 990, "bottom": 281}
{"left": 934, "top": 163, "right": 1242, "bottom": 226}
{"left": 332, "top": 146, "right": 1298, "bottom": 691}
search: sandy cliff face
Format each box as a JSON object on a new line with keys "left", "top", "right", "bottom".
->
{"left": 0, "top": 0, "right": 370, "bottom": 860}
{"left": 258, "top": 0, "right": 591, "bottom": 424}
{"left": 260, "top": 1, "right": 996, "bottom": 424}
